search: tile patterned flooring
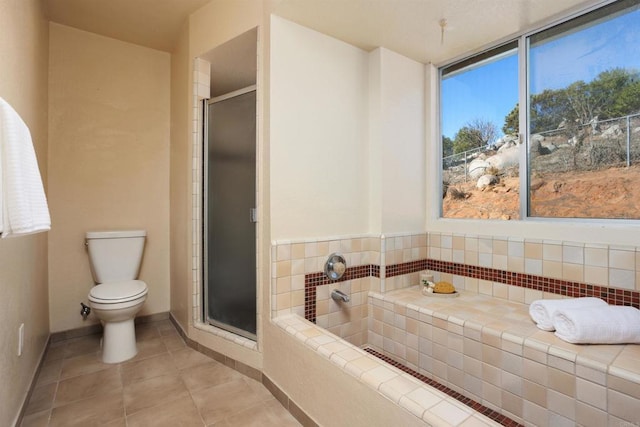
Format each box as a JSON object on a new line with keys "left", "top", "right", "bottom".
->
{"left": 20, "top": 320, "right": 301, "bottom": 427}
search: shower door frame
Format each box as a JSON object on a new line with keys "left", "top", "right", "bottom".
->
{"left": 202, "top": 85, "right": 258, "bottom": 341}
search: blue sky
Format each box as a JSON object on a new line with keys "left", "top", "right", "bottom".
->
{"left": 441, "top": 5, "right": 640, "bottom": 141}
{"left": 441, "top": 52, "right": 517, "bottom": 140}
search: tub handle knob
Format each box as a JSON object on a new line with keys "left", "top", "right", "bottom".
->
{"left": 324, "top": 253, "right": 347, "bottom": 280}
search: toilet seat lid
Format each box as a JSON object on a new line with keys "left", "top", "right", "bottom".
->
{"left": 89, "top": 280, "right": 148, "bottom": 303}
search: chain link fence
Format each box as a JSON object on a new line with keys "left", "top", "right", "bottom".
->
{"left": 443, "top": 113, "right": 640, "bottom": 185}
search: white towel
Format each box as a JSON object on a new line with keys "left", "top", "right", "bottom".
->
{"left": 0, "top": 97, "right": 51, "bottom": 237}
{"left": 553, "top": 305, "right": 640, "bottom": 344}
{"left": 529, "top": 297, "right": 607, "bottom": 331}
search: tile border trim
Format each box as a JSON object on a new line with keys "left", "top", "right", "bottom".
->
{"left": 304, "top": 258, "right": 640, "bottom": 322}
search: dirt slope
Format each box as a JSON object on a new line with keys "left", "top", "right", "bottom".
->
{"left": 443, "top": 165, "right": 640, "bottom": 219}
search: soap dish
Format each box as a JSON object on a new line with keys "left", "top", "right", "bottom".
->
{"left": 422, "top": 289, "right": 460, "bottom": 298}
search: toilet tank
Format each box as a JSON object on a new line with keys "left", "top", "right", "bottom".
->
{"left": 86, "top": 230, "right": 146, "bottom": 283}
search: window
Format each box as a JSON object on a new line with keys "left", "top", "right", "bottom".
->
{"left": 440, "top": 0, "right": 640, "bottom": 220}
{"left": 441, "top": 44, "right": 519, "bottom": 220}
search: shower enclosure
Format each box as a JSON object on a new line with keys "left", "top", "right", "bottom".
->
{"left": 203, "top": 87, "right": 257, "bottom": 340}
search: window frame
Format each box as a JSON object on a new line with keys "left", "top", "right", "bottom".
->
{"left": 428, "top": 0, "right": 640, "bottom": 246}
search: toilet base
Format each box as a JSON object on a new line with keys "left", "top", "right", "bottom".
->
{"left": 101, "top": 318, "right": 137, "bottom": 364}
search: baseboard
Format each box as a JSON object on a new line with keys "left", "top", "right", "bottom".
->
{"left": 261, "top": 374, "right": 319, "bottom": 427}
{"left": 50, "top": 323, "right": 103, "bottom": 343}
{"left": 13, "top": 335, "right": 51, "bottom": 427}
{"left": 50, "top": 312, "right": 170, "bottom": 343}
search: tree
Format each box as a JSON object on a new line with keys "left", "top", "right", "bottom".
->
{"left": 504, "top": 67, "right": 640, "bottom": 135}
{"left": 442, "top": 135, "right": 454, "bottom": 157}
{"left": 530, "top": 88, "right": 572, "bottom": 134}
{"left": 453, "top": 127, "right": 480, "bottom": 154}
{"left": 503, "top": 104, "right": 519, "bottom": 136}
{"left": 597, "top": 68, "right": 640, "bottom": 118}
{"left": 452, "top": 119, "right": 497, "bottom": 154}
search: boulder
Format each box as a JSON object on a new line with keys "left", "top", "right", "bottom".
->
{"left": 531, "top": 134, "right": 545, "bottom": 144}
{"left": 601, "top": 124, "right": 622, "bottom": 138}
{"left": 531, "top": 139, "right": 557, "bottom": 157}
{"left": 468, "top": 159, "right": 490, "bottom": 179}
{"left": 477, "top": 174, "right": 498, "bottom": 189}
{"left": 491, "top": 134, "right": 518, "bottom": 150}
{"left": 486, "top": 144, "right": 520, "bottom": 170}
{"left": 541, "top": 141, "right": 558, "bottom": 153}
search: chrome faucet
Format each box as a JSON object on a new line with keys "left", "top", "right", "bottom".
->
{"left": 331, "top": 289, "right": 350, "bottom": 303}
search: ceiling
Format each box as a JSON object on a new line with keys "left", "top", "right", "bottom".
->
{"left": 46, "top": 0, "right": 598, "bottom": 62}
{"left": 272, "top": 0, "right": 599, "bottom": 65}
{"left": 46, "top": 0, "right": 211, "bottom": 52}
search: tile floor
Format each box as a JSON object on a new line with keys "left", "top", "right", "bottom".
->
{"left": 20, "top": 319, "right": 301, "bottom": 427}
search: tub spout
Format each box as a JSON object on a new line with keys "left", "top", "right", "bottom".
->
{"left": 331, "top": 289, "right": 350, "bottom": 303}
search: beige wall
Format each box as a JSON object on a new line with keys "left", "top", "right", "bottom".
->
{"left": 170, "top": 20, "right": 191, "bottom": 331}
{"left": 370, "top": 48, "right": 426, "bottom": 234}
{"left": 48, "top": 23, "right": 171, "bottom": 332}
{"left": 270, "top": 16, "right": 370, "bottom": 240}
{"left": 0, "top": 0, "right": 50, "bottom": 425}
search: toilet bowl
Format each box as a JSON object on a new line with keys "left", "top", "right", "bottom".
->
{"left": 85, "top": 230, "right": 148, "bottom": 364}
{"left": 88, "top": 280, "right": 148, "bottom": 363}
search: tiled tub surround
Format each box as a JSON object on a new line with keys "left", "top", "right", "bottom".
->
{"left": 426, "top": 233, "right": 640, "bottom": 295}
{"left": 274, "top": 233, "right": 640, "bottom": 321}
{"left": 273, "top": 314, "right": 503, "bottom": 427}
{"left": 271, "top": 236, "right": 382, "bottom": 347}
{"left": 368, "top": 287, "right": 640, "bottom": 426}
{"left": 271, "top": 232, "right": 640, "bottom": 426}
{"left": 271, "top": 233, "right": 428, "bottom": 346}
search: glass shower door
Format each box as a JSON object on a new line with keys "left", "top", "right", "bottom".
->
{"left": 204, "top": 88, "right": 256, "bottom": 339}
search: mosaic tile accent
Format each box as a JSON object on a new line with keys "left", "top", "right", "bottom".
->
{"left": 304, "top": 265, "right": 373, "bottom": 323}
{"left": 364, "top": 348, "right": 524, "bottom": 427}
{"left": 304, "top": 258, "right": 640, "bottom": 323}
{"left": 424, "top": 259, "right": 639, "bottom": 309}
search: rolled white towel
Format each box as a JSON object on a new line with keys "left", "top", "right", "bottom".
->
{"left": 553, "top": 305, "right": 640, "bottom": 344}
{"left": 529, "top": 297, "right": 607, "bottom": 331}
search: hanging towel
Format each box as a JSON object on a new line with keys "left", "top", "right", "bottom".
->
{"left": 0, "top": 97, "right": 51, "bottom": 237}
{"left": 553, "top": 305, "right": 640, "bottom": 344}
{"left": 529, "top": 297, "right": 607, "bottom": 331}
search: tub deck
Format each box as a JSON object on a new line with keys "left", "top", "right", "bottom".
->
{"left": 275, "top": 286, "right": 640, "bottom": 426}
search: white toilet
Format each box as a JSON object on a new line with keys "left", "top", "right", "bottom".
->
{"left": 86, "top": 230, "right": 149, "bottom": 364}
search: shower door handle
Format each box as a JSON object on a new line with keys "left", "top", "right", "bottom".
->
{"left": 249, "top": 208, "right": 257, "bottom": 223}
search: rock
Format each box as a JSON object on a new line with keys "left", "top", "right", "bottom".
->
{"left": 530, "top": 179, "right": 545, "bottom": 191}
{"left": 491, "top": 134, "right": 518, "bottom": 150}
{"left": 498, "top": 140, "right": 516, "bottom": 152}
{"left": 530, "top": 139, "right": 542, "bottom": 159}
{"left": 601, "top": 124, "right": 622, "bottom": 138}
{"left": 491, "top": 139, "right": 505, "bottom": 150}
{"left": 540, "top": 141, "right": 557, "bottom": 153}
{"left": 477, "top": 174, "right": 498, "bottom": 189}
{"left": 487, "top": 145, "right": 520, "bottom": 170}
{"left": 531, "top": 134, "right": 545, "bottom": 143}
{"left": 468, "top": 159, "right": 490, "bottom": 179}
{"left": 532, "top": 138, "right": 556, "bottom": 156}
